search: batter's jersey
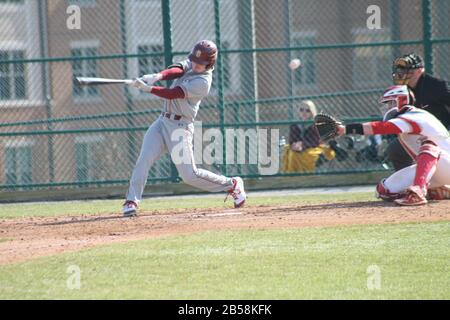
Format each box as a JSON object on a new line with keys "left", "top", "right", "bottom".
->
{"left": 389, "top": 106, "right": 450, "bottom": 158}
{"left": 163, "top": 59, "right": 213, "bottom": 122}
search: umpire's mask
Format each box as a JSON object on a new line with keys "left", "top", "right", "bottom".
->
{"left": 392, "top": 53, "right": 424, "bottom": 85}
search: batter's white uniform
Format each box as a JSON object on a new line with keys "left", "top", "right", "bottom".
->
{"left": 383, "top": 107, "right": 450, "bottom": 193}
{"left": 126, "top": 60, "right": 233, "bottom": 204}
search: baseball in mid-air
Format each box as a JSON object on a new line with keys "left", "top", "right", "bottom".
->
{"left": 289, "top": 58, "right": 302, "bottom": 70}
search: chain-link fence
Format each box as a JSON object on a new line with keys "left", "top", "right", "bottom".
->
{"left": 0, "top": 0, "right": 449, "bottom": 192}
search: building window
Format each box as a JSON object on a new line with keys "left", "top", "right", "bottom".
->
{"left": 352, "top": 29, "right": 392, "bottom": 87}
{"left": 135, "top": 44, "right": 164, "bottom": 97}
{"left": 137, "top": 44, "right": 164, "bottom": 76}
{"left": 0, "top": 50, "right": 27, "bottom": 100}
{"left": 71, "top": 47, "right": 99, "bottom": 99}
{"left": 75, "top": 142, "right": 95, "bottom": 182}
{"left": 292, "top": 36, "right": 316, "bottom": 86}
{"left": 5, "top": 146, "right": 32, "bottom": 185}
{"left": 75, "top": 136, "right": 104, "bottom": 182}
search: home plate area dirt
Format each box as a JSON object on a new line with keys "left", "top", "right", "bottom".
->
{"left": 1, "top": 200, "right": 449, "bottom": 265}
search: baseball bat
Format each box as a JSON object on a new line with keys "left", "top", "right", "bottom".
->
{"left": 75, "top": 77, "right": 134, "bottom": 86}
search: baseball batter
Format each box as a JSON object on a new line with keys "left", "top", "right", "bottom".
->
{"left": 123, "top": 40, "right": 246, "bottom": 216}
{"left": 336, "top": 85, "right": 450, "bottom": 206}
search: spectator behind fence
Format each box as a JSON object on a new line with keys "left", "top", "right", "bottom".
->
{"left": 282, "top": 100, "right": 336, "bottom": 173}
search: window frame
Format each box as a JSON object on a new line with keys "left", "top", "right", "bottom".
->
{"left": 74, "top": 135, "right": 104, "bottom": 183}
{"left": 70, "top": 40, "right": 102, "bottom": 103}
{"left": 351, "top": 28, "right": 392, "bottom": 88}
{"left": 4, "top": 140, "right": 33, "bottom": 186}
{"left": 0, "top": 49, "right": 28, "bottom": 101}
{"left": 132, "top": 43, "right": 165, "bottom": 100}
{"left": 291, "top": 31, "right": 318, "bottom": 92}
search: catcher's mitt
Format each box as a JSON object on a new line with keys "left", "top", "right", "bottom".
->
{"left": 314, "top": 113, "right": 342, "bottom": 141}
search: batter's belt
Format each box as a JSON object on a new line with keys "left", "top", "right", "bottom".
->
{"left": 161, "top": 112, "right": 182, "bottom": 121}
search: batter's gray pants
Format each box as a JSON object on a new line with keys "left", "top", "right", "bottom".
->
{"left": 126, "top": 116, "right": 233, "bottom": 203}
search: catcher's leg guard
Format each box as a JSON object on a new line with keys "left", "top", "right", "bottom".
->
{"left": 375, "top": 179, "right": 404, "bottom": 201}
{"left": 413, "top": 141, "right": 440, "bottom": 189}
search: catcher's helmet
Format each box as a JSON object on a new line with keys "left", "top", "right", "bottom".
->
{"left": 379, "top": 85, "right": 415, "bottom": 115}
{"left": 188, "top": 40, "right": 217, "bottom": 70}
{"left": 392, "top": 53, "right": 424, "bottom": 85}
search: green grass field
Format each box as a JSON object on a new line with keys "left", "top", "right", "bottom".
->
{"left": 0, "top": 192, "right": 449, "bottom": 300}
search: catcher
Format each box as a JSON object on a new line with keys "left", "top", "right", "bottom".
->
{"left": 387, "top": 53, "right": 450, "bottom": 171}
{"left": 314, "top": 85, "right": 450, "bottom": 206}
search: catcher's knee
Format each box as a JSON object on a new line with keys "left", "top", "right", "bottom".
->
{"left": 375, "top": 179, "right": 404, "bottom": 201}
{"left": 419, "top": 140, "right": 440, "bottom": 158}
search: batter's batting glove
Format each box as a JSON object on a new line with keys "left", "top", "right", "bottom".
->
{"left": 141, "top": 73, "right": 161, "bottom": 85}
{"left": 130, "top": 78, "right": 152, "bottom": 92}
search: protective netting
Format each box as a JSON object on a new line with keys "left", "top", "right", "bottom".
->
{"left": 0, "top": 0, "right": 448, "bottom": 191}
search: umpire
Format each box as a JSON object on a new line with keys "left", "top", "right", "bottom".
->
{"left": 387, "top": 52, "right": 450, "bottom": 170}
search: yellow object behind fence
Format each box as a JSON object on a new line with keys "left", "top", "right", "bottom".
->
{"left": 281, "top": 144, "right": 336, "bottom": 173}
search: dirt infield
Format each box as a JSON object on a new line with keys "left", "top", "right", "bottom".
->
{"left": 1, "top": 200, "right": 449, "bottom": 265}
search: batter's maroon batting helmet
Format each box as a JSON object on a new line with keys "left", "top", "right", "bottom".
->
{"left": 188, "top": 40, "right": 217, "bottom": 70}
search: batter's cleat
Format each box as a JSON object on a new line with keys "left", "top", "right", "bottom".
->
{"left": 226, "top": 177, "right": 247, "bottom": 208}
{"left": 122, "top": 200, "right": 138, "bottom": 217}
{"left": 394, "top": 186, "right": 428, "bottom": 206}
{"left": 427, "top": 185, "right": 450, "bottom": 200}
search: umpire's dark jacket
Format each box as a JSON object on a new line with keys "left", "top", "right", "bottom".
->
{"left": 412, "top": 73, "right": 450, "bottom": 129}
